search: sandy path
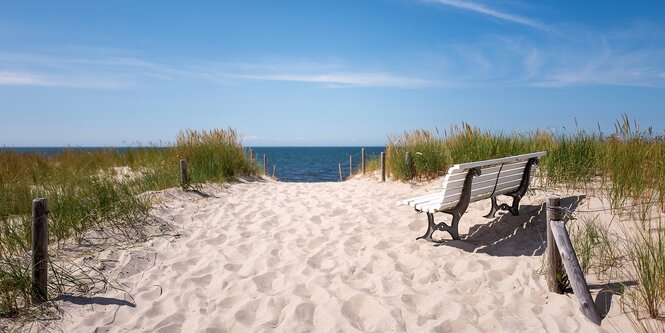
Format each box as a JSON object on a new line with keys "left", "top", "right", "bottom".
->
{"left": 55, "top": 179, "right": 604, "bottom": 332}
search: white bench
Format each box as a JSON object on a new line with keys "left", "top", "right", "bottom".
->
{"left": 398, "top": 151, "right": 546, "bottom": 241}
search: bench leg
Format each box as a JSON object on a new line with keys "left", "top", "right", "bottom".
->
{"left": 509, "top": 195, "right": 521, "bottom": 216}
{"left": 416, "top": 212, "right": 462, "bottom": 242}
{"left": 416, "top": 167, "right": 480, "bottom": 242}
{"left": 486, "top": 157, "right": 539, "bottom": 218}
{"left": 437, "top": 212, "right": 461, "bottom": 240}
{"left": 485, "top": 196, "right": 514, "bottom": 217}
{"left": 416, "top": 213, "right": 438, "bottom": 242}
{"left": 484, "top": 196, "right": 500, "bottom": 218}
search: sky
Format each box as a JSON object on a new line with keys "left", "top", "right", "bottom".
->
{"left": 1, "top": 0, "right": 664, "bottom": 146}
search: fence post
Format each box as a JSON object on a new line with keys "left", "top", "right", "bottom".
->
{"left": 249, "top": 148, "right": 254, "bottom": 160}
{"left": 405, "top": 151, "right": 413, "bottom": 180}
{"left": 263, "top": 154, "right": 268, "bottom": 176}
{"left": 32, "top": 198, "right": 48, "bottom": 303}
{"left": 550, "top": 220, "right": 602, "bottom": 325}
{"left": 547, "top": 196, "right": 564, "bottom": 294}
{"left": 380, "top": 152, "right": 386, "bottom": 182}
{"left": 349, "top": 155, "right": 353, "bottom": 178}
{"left": 180, "top": 159, "right": 189, "bottom": 188}
{"left": 361, "top": 148, "right": 366, "bottom": 175}
{"left": 338, "top": 163, "right": 343, "bottom": 181}
{"left": 272, "top": 165, "right": 276, "bottom": 178}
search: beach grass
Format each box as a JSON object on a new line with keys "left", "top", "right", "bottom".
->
{"left": 0, "top": 128, "right": 258, "bottom": 316}
{"left": 385, "top": 115, "right": 665, "bottom": 326}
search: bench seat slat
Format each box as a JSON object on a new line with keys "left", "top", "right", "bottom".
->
{"left": 444, "top": 151, "right": 546, "bottom": 174}
{"left": 398, "top": 192, "right": 443, "bottom": 206}
{"left": 444, "top": 160, "right": 529, "bottom": 184}
{"left": 442, "top": 167, "right": 533, "bottom": 198}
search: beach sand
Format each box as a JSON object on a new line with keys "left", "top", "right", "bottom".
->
{"left": 48, "top": 177, "right": 636, "bottom": 332}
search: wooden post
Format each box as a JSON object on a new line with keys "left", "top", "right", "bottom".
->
{"left": 405, "top": 151, "right": 413, "bottom": 180}
{"left": 551, "top": 220, "right": 602, "bottom": 325}
{"left": 380, "top": 152, "right": 386, "bottom": 182}
{"left": 349, "top": 155, "right": 353, "bottom": 178}
{"left": 272, "top": 165, "right": 276, "bottom": 178}
{"left": 263, "top": 154, "right": 268, "bottom": 175}
{"left": 338, "top": 163, "right": 343, "bottom": 181}
{"left": 32, "top": 198, "right": 48, "bottom": 303}
{"left": 361, "top": 148, "right": 366, "bottom": 175}
{"left": 179, "top": 159, "right": 188, "bottom": 188}
{"left": 547, "top": 196, "right": 564, "bottom": 294}
{"left": 249, "top": 148, "right": 254, "bottom": 160}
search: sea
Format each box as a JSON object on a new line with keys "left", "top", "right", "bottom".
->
{"left": 5, "top": 146, "right": 385, "bottom": 183}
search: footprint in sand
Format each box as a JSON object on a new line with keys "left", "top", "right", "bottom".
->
{"left": 185, "top": 273, "right": 213, "bottom": 288}
{"left": 151, "top": 312, "right": 185, "bottom": 332}
{"left": 341, "top": 294, "right": 397, "bottom": 332}
{"left": 234, "top": 300, "right": 260, "bottom": 326}
{"left": 262, "top": 297, "right": 288, "bottom": 328}
{"left": 203, "top": 233, "right": 227, "bottom": 246}
{"left": 294, "top": 301, "right": 316, "bottom": 325}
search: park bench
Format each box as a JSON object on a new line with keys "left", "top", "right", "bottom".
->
{"left": 398, "top": 151, "right": 546, "bottom": 242}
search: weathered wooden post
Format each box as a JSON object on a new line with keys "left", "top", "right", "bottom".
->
{"left": 349, "top": 155, "right": 353, "bottom": 178}
{"left": 338, "top": 163, "right": 343, "bottom": 181}
{"left": 361, "top": 148, "right": 366, "bottom": 175}
{"left": 380, "top": 152, "right": 386, "bottom": 182}
{"left": 547, "top": 196, "right": 564, "bottom": 294}
{"left": 32, "top": 198, "right": 48, "bottom": 303}
{"left": 249, "top": 148, "right": 254, "bottom": 160}
{"left": 405, "top": 151, "right": 413, "bottom": 180}
{"left": 272, "top": 165, "right": 276, "bottom": 178}
{"left": 180, "top": 159, "right": 188, "bottom": 188}
{"left": 551, "top": 220, "right": 602, "bottom": 325}
{"left": 263, "top": 154, "right": 268, "bottom": 176}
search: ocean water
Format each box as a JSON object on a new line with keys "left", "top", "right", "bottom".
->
{"left": 4, "top": 146, "right": 385, "bottom": 182}
{"left": 250, "top": 147, "right": 385, "bottom": 182}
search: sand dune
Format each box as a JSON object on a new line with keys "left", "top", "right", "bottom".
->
{"left": 54, "top": 178, "right": 613, "bottom": 332}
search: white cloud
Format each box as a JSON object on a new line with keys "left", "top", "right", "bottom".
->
{"left": 0, "top": 51, "right": 434, "bottom": 89}
{"left": 0, "top": 71, "right": 128, "bottom": 89}
{"left": 425, "top": 0, "right": 552, "bottom": 32}
{"left": 0, "top": 72, "right": 47, "bottom": 86}
{"left": 231, "top": 72, "right": 430, "bottom": 87}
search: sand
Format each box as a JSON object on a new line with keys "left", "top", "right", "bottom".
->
{"left": 46, "top": 177, "right": 637, "bottom": 332}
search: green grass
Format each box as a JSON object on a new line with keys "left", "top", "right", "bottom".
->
{"left": 0, "top": 128, "right": 258, "bottom": 317}
{"left": 385, "top": 115, "right": 665, "bottom": 328}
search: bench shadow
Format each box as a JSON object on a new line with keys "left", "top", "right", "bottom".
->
{"left": 439, "top": 195, "right": 586, "bottom": 257}
{"left": 54, "top": 294, "right": 136, "bottom": 307}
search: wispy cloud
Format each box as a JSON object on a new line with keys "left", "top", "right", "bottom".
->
{"left": 424, "top": 0, "right": 552, "bottom": 32}
{"left": 0, "top": 51, "right": 432, "bottom": 89}
{"left": 0, "top": 70, "right": 129, "bottom": 89}
{"left": 230, "top": 72, "right": 430, "bottom": 87}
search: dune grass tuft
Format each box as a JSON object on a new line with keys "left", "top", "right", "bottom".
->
{"left": 0, "top": 128, "right": 258, "bottom": 317}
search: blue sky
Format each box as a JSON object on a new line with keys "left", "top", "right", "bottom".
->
{"left": 1, "top": 0, "right": 664, "bottom": 146}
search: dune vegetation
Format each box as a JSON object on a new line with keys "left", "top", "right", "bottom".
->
{"left": 0, "top": 128, "right": 259, "bottom": 317}
{"left": 383, "top": 115, "right": 665, "bottom": 329}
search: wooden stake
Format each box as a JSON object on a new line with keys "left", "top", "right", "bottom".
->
{"left": 349, "top": 155, "right": 353, "bottom": 178}
{"left": 547, "top": 196, "right": 564, "bottom": 294}
{"left": 406, "top": 151, "right": 413, "bottom": 180}
{"left": 361, "top": 148, "right": 366, "bottom": 175}
{"left": 249, "top": 148, "right": 254, "bottom": 160}
{"left": 551, "top": 220, "right": 602, "bottom": 325}
{"left": 263, "top": 154, "right": 268, "bottom": 175}
{"left": 32, "top": 198, "right": 48, "bottom": 303}
{"left": 272, "top": 165, "right": 276, "bottom": 178}
{"left": 381, "top": 152, "right": 386, "bottom": 182}
{"left": 180, "top": 159, "right": 188, "bottom": 188}
{"left": 339, "top": 163, "right": 343, "bottom": 181}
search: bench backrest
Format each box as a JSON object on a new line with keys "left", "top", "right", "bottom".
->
{"left": 437, "top": 151, "right": 546, "bottom": 211}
